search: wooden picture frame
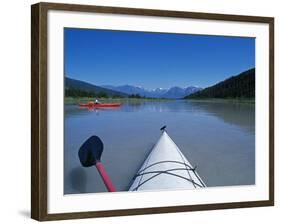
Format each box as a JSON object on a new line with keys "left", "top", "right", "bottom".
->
{"left": 31, "top": 2, "right": 274, "bottom": 221}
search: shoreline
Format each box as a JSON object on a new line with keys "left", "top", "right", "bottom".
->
{"left": 64, "top": 97, "right": 173, "bottom": 105}
{"left": 185, "top": 98, "right": 255, "bottom": 104}
{"left": 65, "top": 97, "right": 255, "bottom": 105}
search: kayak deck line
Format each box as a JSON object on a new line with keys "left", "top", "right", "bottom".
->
{"left": 132, "top": 160, "right": 205, "bottom": 187}
{"left": 131, "top": 167, "right": 204, "bottom": 191}
{"left": 131, "top": 161, "right": 205, "bottom": 191}
{"left": 129, "top": 130, "right": 206, "bottom": 191}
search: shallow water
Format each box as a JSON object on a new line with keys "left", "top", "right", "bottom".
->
{"left": 64, "top": 100, "right": 255, "bottom": 194}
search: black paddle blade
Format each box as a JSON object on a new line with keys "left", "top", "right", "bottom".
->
{"left": 78, "top": 136, "right": 104, "bottom": 167}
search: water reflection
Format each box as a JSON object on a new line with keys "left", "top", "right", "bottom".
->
{"left": 187, "top": 101, "right": 255, "bottom": 134}
{"left": 65, "top": 100, "right": 254, "bottom": 133}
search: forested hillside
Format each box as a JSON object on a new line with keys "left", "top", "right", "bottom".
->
{"left": 65, "top": 77, "right": 127, "bottom": 98}
{"left": 186, "top": 68, "right": 255, "bottom": 99}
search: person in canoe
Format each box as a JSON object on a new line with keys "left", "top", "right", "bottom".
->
{"left": 85, "top": 99, "right": 100, "bottom": 107}
{"left": 79, "top": 100, "right": 121, "bottom": 108}
{"left": 94, "top": 99, "right": 100, "bottom": 104}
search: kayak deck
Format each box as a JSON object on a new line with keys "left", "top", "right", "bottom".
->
{"left": 129, "top": 131, "right": 206, "bottom": 191}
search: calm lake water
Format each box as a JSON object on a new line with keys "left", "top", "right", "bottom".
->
{"left": 64, "top": 100, "right": 255, "bottom": 194}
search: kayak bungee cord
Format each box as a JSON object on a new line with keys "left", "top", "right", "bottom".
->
{"left": 131, "top": 161, "right": 205, "bottom": 191}
{"left": 135, "top": 144, "right": 155, "bottom": 190}
{"left": 135, "top": 160, "right": 195, "bottom": 174}
{"left": 131, "top": 167, "right": 204, "bottom": 191}
{"left": 174, "top": 139, "right": 197, "bottom": 188}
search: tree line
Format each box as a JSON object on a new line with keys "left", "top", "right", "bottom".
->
{"left": 65, "top": 88, "right": 149, "bottom": 99}
{"left": 186, "top": 68, "right": 255, "bottom": 99}
{"left": 65, "top": 88, "right": 123, "bottom": 98}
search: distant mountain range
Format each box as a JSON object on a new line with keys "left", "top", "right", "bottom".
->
{"left": 65, "top": 76, "right": 202, "bottom": 99}
{"left": 186, "top": 68, "right": 255, "bottom": 99}
{"left": 66, "top": 68, "right": 255, "bottom": 100}
{"left": 102, "top": 85, "right": 202, "bottom": 99}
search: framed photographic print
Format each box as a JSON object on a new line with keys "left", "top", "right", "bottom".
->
{"left": 31, "top": 2, "right": 274, "bottom": 221}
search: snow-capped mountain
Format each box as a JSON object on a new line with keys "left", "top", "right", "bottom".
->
{"left": 102, "top": 85, "right": 202, "bottom": 99}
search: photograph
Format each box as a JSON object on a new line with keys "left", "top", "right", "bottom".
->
{"left": 64, "top": 28, "right": 255, "bottom": 194}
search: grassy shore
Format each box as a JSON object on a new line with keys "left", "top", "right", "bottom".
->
{"left": 65, "top": 97, "right": 255, "bottom": 105}
{"left": 186, "top": 98, "right": 255, "bottom": 104}
{"left": 65, "top": 97, "right": 173, "bottom": 105}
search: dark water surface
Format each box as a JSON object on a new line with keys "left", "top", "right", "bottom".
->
{"left": 64, "top": 100, "right": 255, "bottom": 194}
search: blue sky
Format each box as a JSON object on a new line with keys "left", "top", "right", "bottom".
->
{"left": 64, "top": 28, "right": 255, "bottom": 89}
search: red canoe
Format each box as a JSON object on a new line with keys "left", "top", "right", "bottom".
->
{"left": 79, "top": 102, "right": 122, "bottom": 108}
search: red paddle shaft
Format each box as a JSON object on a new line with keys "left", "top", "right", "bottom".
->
{"left": 95, "top": 162, "right": 116, "bottom": 192}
